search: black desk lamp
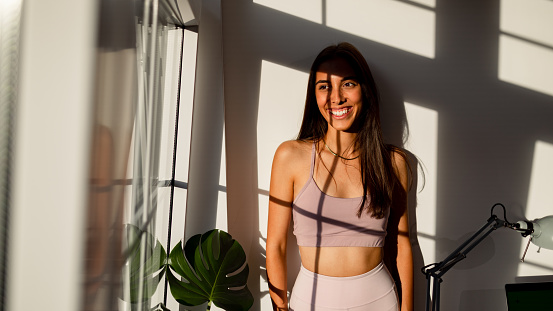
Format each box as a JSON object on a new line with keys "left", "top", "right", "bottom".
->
{"left": 422, "top": 203, "right": 553, "bottom": 311}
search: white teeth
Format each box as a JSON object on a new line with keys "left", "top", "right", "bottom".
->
{"left": 330, "top": 108, "right": 350, "bottom": 116}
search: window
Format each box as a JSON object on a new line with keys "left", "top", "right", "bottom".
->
{"left": 83, "top": 1, "right": 197, "bottom": 310}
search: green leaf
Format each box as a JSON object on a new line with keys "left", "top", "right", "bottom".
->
{"left": 168, "top": 230, "right": 253, "bottom": 311}
{"left": 123, "top": 224, "right": 167, "bottom": 303}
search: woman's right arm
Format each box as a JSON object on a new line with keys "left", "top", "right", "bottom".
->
{"left": 266, "top": 142, "right": 296, "bottom": 310}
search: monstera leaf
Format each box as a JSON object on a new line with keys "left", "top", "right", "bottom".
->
{"left": 121, "top": 227, "right": 252, "bottom": 310}
{"left": 124, "top": 224, "right": 167, "bottom": 304}
{"left": 167, "top": 229, "right": 253, "bottom": 311}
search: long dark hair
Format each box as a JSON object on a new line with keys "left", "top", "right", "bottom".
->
{"left": 297, "top": 42, "right": 404, "bottom": 218}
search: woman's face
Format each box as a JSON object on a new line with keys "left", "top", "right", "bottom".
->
{"left": 314, "top": 57, "right": 363, "bottom": 133}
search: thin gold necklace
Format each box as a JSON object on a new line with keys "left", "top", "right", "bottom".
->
{"left": 323, "top": 141, "right": 359, "bottom": 160}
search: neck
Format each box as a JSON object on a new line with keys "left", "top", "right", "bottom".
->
{"left": 323, "top": 131, "right": 358, "bottom": 157}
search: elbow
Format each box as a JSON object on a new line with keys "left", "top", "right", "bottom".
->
{"left": 266, "top": 243, "right": 287, "bottom": 262}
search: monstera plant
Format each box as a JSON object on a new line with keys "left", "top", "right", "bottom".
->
{"left": 125, "top": 225, "right": 167, "bottom": 305}
{"left": 124, "top": 226, "right": 253, "bottom": 311}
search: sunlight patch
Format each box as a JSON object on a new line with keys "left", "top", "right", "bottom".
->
{"left": 500, "top": 0, "right": 553, "bottom": 47}
{"left": 499, "top": 0, "right": 553, "bottom": 97}
{"left": 404, "top": 102, "right": 438, "bottom": 264}
{"left": 499, "top": 34, "right": 553, "bottom": 97}
{"left": 257, "top": 60, "right": 308, "bottom": 191}
{"left": 326, "top": 0, "right": 435, "bottom": 58}
{"left": 254, "top": 0, "right": 322, "bottom": 24}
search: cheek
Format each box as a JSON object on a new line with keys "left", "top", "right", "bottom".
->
{"left": 315, "top": 94, "right": 328, "bottom": 109}
{"left": 317, "top": 104, "right": 327, "bottom": 118}
{"left": 349, "top": 89, "right": 363, "bottom": 103}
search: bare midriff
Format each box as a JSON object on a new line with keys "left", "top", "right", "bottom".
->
{"left": 298, "top": 246, "right": 383, "bottom": 277}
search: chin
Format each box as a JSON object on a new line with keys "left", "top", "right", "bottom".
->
{"left": 329, "top": 124, "right": 356, "bottom": 133}
{"left": 328, "top": 117, "right": 359, "bottom": 132}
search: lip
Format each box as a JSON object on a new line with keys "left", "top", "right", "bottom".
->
{"left": 328, "top": 107, "right": 352, "bottom": 119}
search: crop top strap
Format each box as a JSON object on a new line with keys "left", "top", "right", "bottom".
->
{"left": 310, "top": 142, "right": 316, "bottom": 178}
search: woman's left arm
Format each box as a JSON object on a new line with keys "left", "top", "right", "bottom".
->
{"left": 392, "top": 151, "right": 414, "bottom": 311}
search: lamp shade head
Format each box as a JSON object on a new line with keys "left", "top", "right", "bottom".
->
{"left": 531, "top": 216, "right": 553, "bottom": 250}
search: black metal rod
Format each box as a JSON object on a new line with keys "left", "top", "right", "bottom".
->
{"left": 435, "top": 216, "right": 499, "bottom": 274}
{"left": 423, "top": 216, "right": 506, "bottom": 311}
{"left": 435, "top": 279, "right": 441, "bottom": 311}
{"left": 425, "top": 273, "right": 432, "bottom": 311}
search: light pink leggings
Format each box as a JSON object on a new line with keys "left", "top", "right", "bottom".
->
{"left": 289, "top": 262, "right": 398, "bottom": 311}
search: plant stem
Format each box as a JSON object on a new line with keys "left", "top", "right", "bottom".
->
{"left": 207, "top": 301, "right": 211, "bottom": 311}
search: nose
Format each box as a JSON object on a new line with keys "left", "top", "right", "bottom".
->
{"left": 330, "top": 87, "right": 343, "bottom": 105}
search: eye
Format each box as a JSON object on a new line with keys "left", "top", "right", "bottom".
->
{"left": 317, "top": 84, "right": 329, "bottom": 91}
{"left": 343, "top": 81, "right": 357, "bottom": 88}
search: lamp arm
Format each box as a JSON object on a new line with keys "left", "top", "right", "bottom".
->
{"left": 422, "top": 215, "right": 507, "bottom": 311}
{"left": 422, "top": 215, "right": 506, "bottom": 278}
{"left": 421, "top": 202, "right": 552, "bottom": 311}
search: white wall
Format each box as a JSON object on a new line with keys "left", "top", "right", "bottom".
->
{"left": 7, "top": 1, "right": 98, "bottom": 311}
{"left": 221, "top": 1, "right": 553, "bottom": 310}
{"left": 184, "top": 0, "right": 228, "bottom": 239}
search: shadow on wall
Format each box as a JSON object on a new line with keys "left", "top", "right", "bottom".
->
{"left": 220, "top": 1, "right": 553, "bottom": 311}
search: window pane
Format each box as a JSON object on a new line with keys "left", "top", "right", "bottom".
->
{"left": 84, "top": 0, "right": 189, "bottom": 310}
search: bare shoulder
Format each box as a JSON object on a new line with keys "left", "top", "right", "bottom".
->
{"left": 273, "top": 140, "right": 312, "bottom": 164}
{"left": 272, "top": 140, "right": 312, "bottom": 183}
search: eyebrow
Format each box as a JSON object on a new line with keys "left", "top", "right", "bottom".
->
{"left": 315, "top": 76, "right": 358, "bottom": 84}
{"left": 342, "top": 76, "right": 358, "bottom": 81}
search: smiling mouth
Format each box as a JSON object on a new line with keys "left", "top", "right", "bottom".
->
{"left": 329, "top": 107, "right": 352, "bottom": 117}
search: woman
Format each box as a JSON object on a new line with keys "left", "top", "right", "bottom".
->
{"left": 266, "top": 42, "right": 413, "bottom": 311}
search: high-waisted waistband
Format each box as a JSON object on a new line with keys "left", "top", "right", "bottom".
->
{"left": 299, "top": 261, "right": 385, "bottom": 281}
{"left": 290, "top": 261, "right": 398, "bottom": 311}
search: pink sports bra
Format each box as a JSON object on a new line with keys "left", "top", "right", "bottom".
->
{"left": 292, "top": 143, "right": 389, "bottom": 247}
